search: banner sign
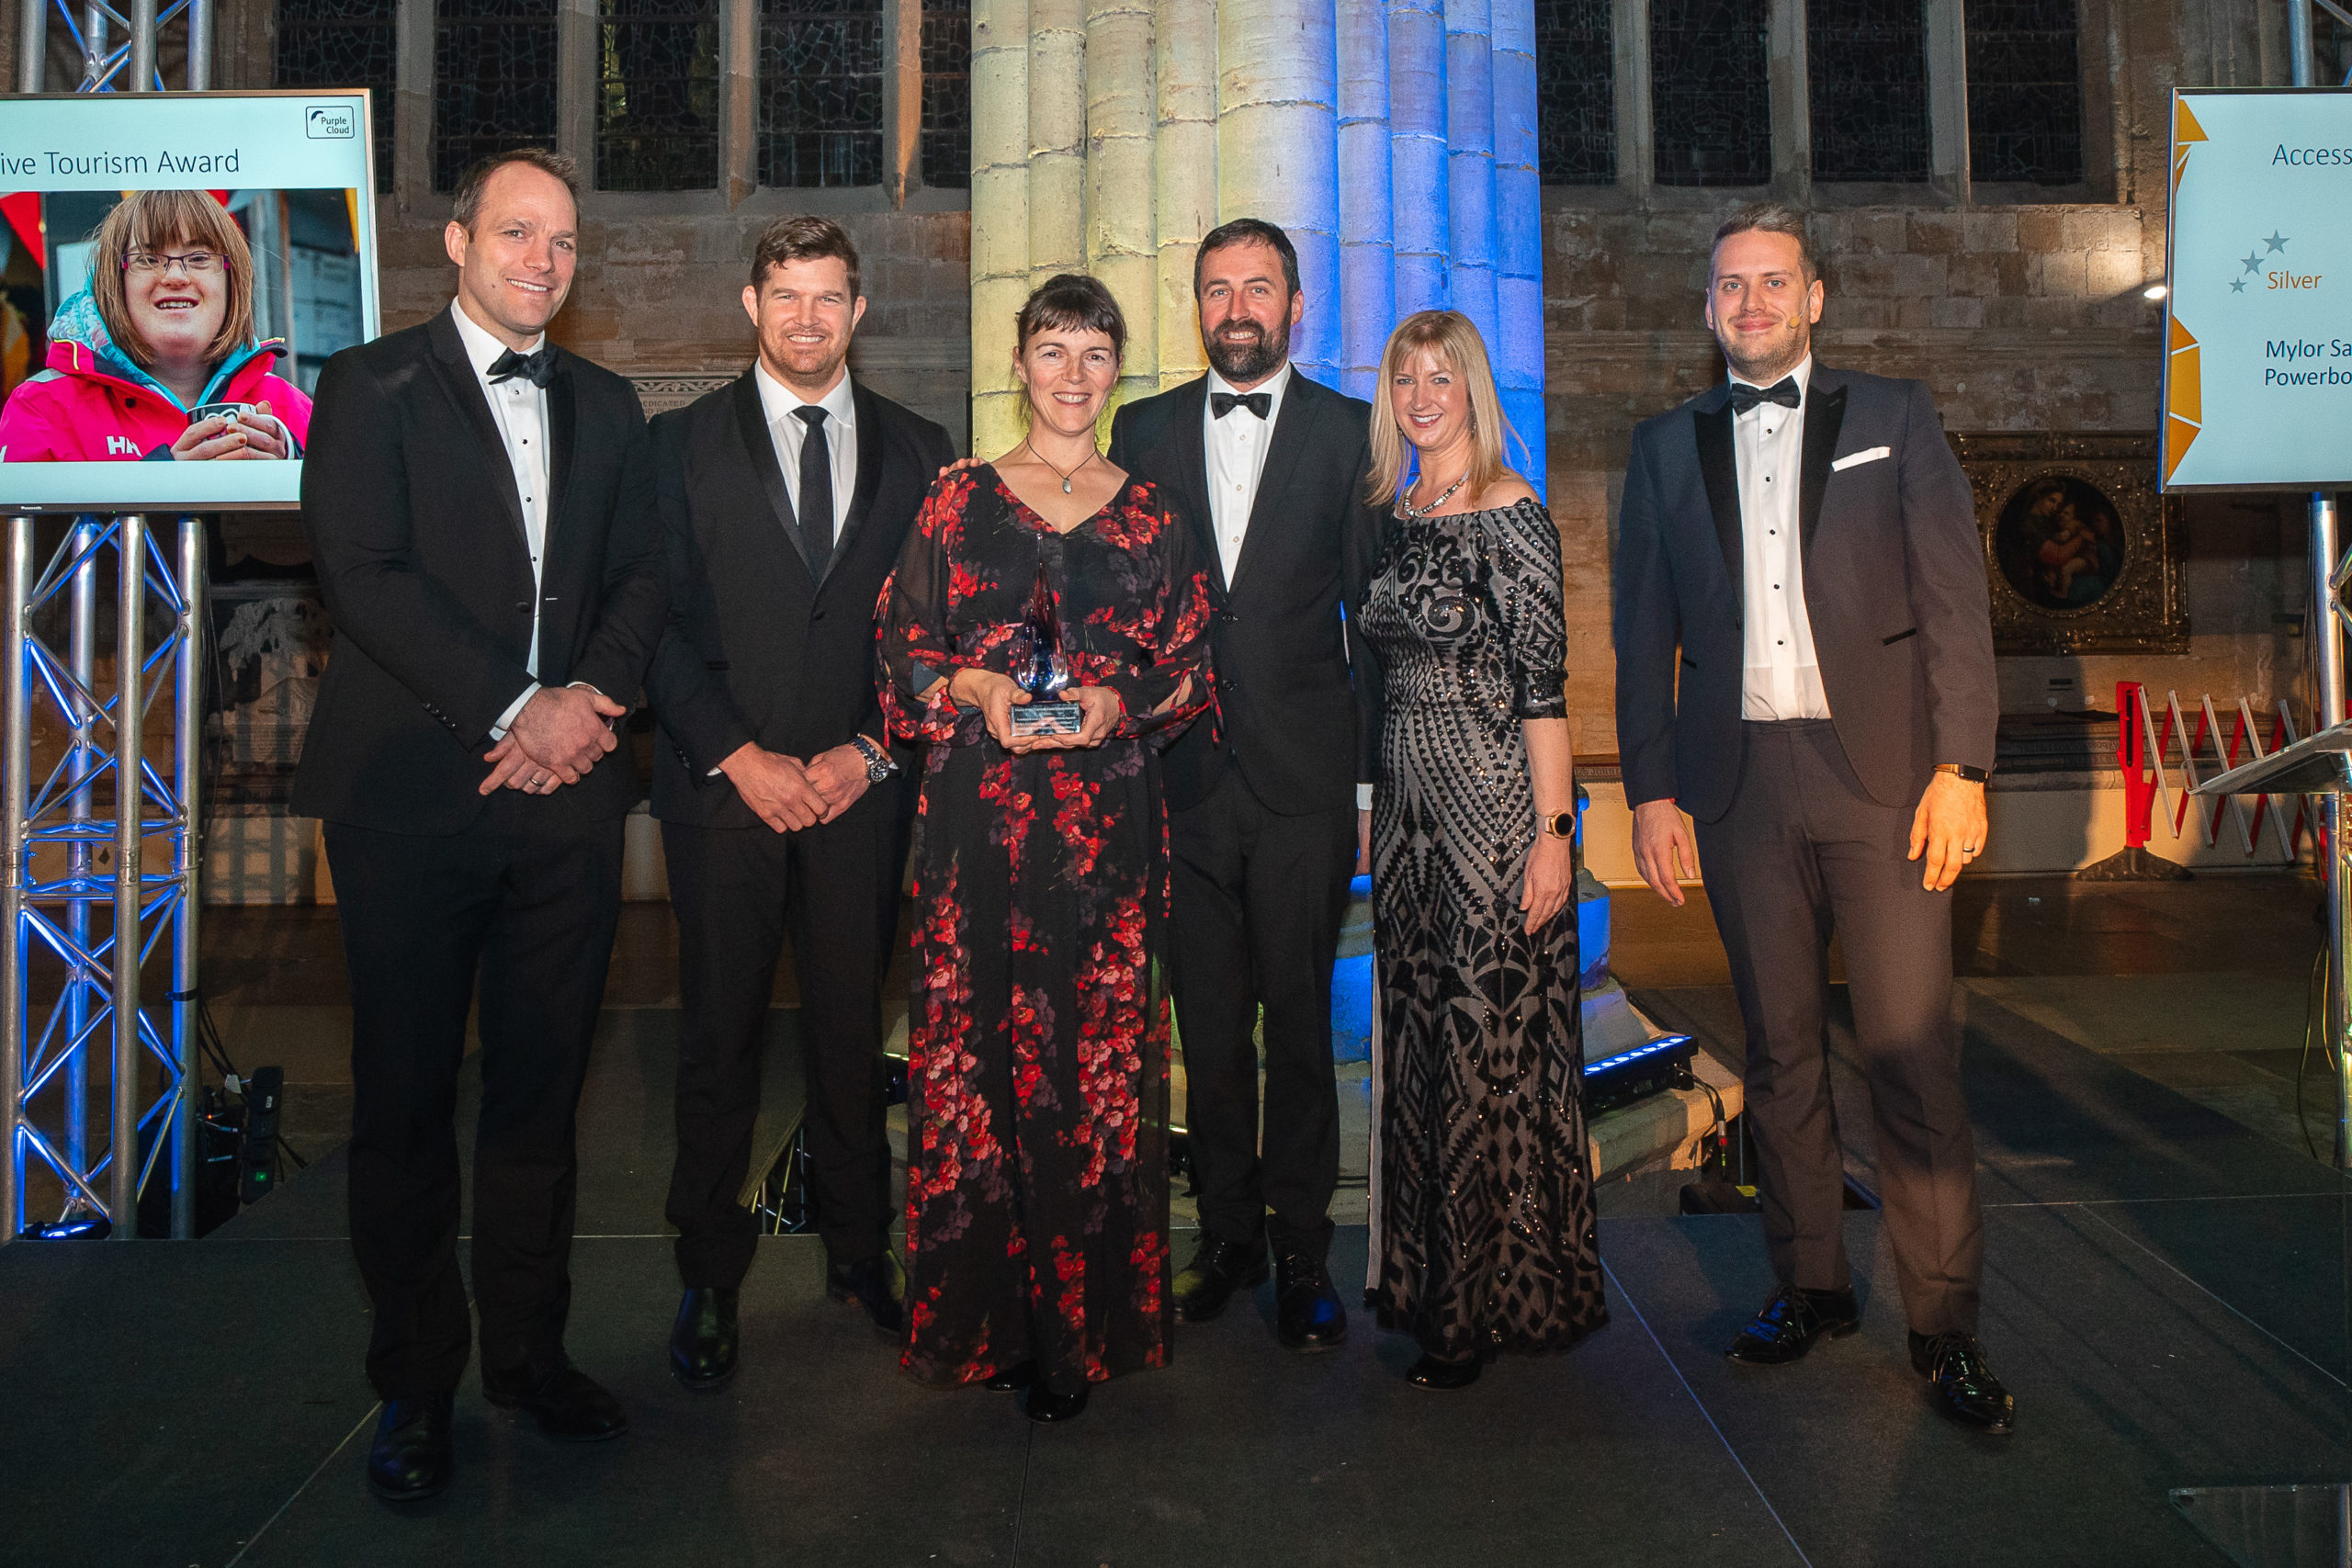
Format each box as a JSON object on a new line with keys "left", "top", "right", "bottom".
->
{"left": 0, "top": 91, "right": 379, "bottom": 512}
{"left": 2161, "top": 88, "right": 2352, "bottom": 491}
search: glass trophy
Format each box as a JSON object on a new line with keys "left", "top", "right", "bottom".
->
{"left": 1007, "top": 561, "right": 1083, "bottom": 739}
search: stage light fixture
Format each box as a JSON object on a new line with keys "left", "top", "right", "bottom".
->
{"left": 237, "top": 1066, "right": 284, "bottom": 1208}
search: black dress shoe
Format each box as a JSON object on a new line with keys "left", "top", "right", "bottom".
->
{"left": 1724, "top": 1283, "right": 1860, "bottom": 1365}
{"left": 984, "top": 1359, "right": 1035, "bottom": 1392}
{"left": 1024, "top": 1380, "right": 1091, "bottom": 1423}
{"left": 1171, "top": 1235, "right": 1269, "bottom": 1324}
{"left": 1273, "top": 1249, "right": 1348, "bottom": 1351}
{"left": 670, "top": 1287, "right": 740, "bottom": 1392}
{"left": 1910, "top": 1330, "right": 2017, "bottom": 1435}
{"left": 367, "top": 1393, "right": 454, "bottom": 1502}
{"left": 827, "top": 1252, "right": 907, "bottom": 1337}
{"left": 482, "top": 1359, "right": 628, "bottom": 1442}
{"left": 1405, "top": 1352, "right": 1483, "bottom": 1390}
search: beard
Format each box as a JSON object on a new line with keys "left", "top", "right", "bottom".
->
{"left": 1204, "top": 314, "right": 1290, "bottom": 383}
{"left": 1717, "top": 315, "right": 1810, "bottom": 385}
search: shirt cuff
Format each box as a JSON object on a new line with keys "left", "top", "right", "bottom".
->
{"left": 490, "top": 682, "right": 539, "bottom": 740}
{"left": 1356, "top": 783, "right": 1374, "bottom": 811}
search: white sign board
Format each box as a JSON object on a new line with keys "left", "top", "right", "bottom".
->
{"left": 0, "top": 90, "right": 380, "bottom": 512}
{"left": 2163, "top": 88, "right": 2352, "bottom": 491}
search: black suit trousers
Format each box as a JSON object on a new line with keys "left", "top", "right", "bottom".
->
{"left": 1696, "top": 720, "right": 1984, "bottom": 1337}
{"left": 328, "top": 803, "right": 625, "bottom": 1401}
{"left": 1168, "top": 762, "right": 1353, "bottom": 1259}
{"left": 661, "top": 776, "right": 908, "bottom": 1285}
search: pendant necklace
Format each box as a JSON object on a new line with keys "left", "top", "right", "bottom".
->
{"left": 1024, "top": 438, "right": 1094, "bottom": 495}
{"left": 1396, "top": 469, "right": 1469, "bottom": 520}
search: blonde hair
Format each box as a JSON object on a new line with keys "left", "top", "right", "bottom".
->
{"left": 1365, "top": 310, "right": 1516, "bottom": 508}
{"left": 87, "top": 190, "right": 257, "bottom": 369}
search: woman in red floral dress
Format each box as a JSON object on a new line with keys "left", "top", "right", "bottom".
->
{"left": 879, "top": 275, "right": 1215, "bottom": 1421}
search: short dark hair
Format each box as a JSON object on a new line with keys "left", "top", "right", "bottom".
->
{"left": 450, "top": 148, "right": 580, "bottom": 232}
{"left": 749, "top": 214, "right": 864, "bottom": 299}
{"left": 1015, "top": 273, "right": 1127, "bottom": 362}
{"left": 1711, "top": 201, "right": 1821, "bottom": 284}
{"left": 1194, "top": 218, "right": 1301, "bottom": 299}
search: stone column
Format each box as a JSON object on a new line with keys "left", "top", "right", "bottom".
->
{"left": 969, "top": 0, "right": 1031, "bottom": 455}
{"left": 1217, "top": 0, "right": 1341, "bottom": 380}
{"left": 1336, "top": 0, "right": 1394, "bottom": 401}
{"left": 1029, "top": 0, "right": 1088, "bottom": 285}
{"left": 1087, "top": 0, "right": 1159, "bottom": 408}
{"left": 1442, "top": 0, "right": 1496, "bottom": 343}
{"left": 1490, "top": 0, "right": 1543, "bottom": 478}
{"left": 1387, "top": 0, "right": 1450, "bottom": 317}
{"left": 1153, "top": 0, "right": 1216, "bottom": 389}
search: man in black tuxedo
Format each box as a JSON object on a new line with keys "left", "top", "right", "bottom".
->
{"left": 645, "top": 216, "right": 954, "bottom": 1390}
{"left": 1106, "top": 219, "right": 1383, "bottom": 1351}
{"left": 295, "top": 149, "right": 665, "bottom": 1500}
{"left": 1612, "top": 202, "right": 2013, "bottom": 1433}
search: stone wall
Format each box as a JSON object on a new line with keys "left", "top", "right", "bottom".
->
{"left": 1539, "top": 0, "right": 2313, "bottom": 760}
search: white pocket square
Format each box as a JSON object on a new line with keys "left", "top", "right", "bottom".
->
{"left": 1831, "top": 446, "right": 1892, "bottom": 472}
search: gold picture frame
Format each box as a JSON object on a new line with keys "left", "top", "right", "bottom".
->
{"left": 1947, "top": 431, "right": 2189, "bottom": 656}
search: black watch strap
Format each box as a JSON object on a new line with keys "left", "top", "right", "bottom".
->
{"left": 1934, "top": 761, "right": 1991, "bottom": 784}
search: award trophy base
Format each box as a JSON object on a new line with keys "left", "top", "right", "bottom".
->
{"left": 1010, "top": 700, "right": 1083, "bottom": 739}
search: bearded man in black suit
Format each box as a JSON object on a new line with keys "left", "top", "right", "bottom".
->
{"left": 297, "top": 148, "right": 665, "bottom": 1500}
{"left": 644, "top": 216, "right": 955, "bottom": 1391}
{"left": 1106, "top": 219, "right": 1385, "bottom": 1352}
{"left": 1612, "top": 201, "right": 2013, "bottom": 1434}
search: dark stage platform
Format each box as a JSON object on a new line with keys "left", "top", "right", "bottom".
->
{"left": 6, "top": 884, "right": 2352, "bottom": 1566}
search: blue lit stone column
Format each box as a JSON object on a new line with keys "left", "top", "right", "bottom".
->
{"left": 1490, "top": 0, "right": 1544, "bottom": 493}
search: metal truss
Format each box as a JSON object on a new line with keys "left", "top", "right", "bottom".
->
{"left": 0, "top": 515, "right": 204, "bottom": 1241}
{"left": 17, "top": 0, "right": 211, "bottom": 93}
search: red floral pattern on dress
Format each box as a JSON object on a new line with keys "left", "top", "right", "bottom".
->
{"left": 880, "top": 466, "right": 1214, "bottom": 1391}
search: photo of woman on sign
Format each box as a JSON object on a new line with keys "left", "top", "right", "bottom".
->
{"left": 0, "top": 188, "right": 311, "bottom": 462}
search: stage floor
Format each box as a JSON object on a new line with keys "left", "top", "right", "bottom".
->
{"left": 4, "top": 875, "right": 2349, "bottom": 1565}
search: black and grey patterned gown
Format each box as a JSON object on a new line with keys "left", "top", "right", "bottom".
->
{"left": 1361, "top": 497, "right": 1608, "bottom": 1361}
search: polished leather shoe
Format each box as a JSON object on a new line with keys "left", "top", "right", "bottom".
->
{"left": 1911, "top": 1330, "right": 2016, "bottom": 1435}
{"left": 482, "top": 1359, "right": 628, "bottom": 1442}
{"left": 827, "top": 1252, "right": 907, "bottom": 1337}
{"left": 1405, "top": 1352, "right": 1482, "bottom": 1390}
{"left": 1024, "top": 1380, "right": 1091, "bottom": 1423}
{"left": 1273, "top": 1249, "right": 1348, "bottom": 1351}
{"left": 1171, "top": 1235, "right": 1269, "bottom": 1324}
{"left": 1724, "top": 1283, "right": 1860, "bottom": 1365}
{"left": 670, "top": 1287, "right": 740, "bottom": 1392}
{"left": 984, "top": 1359, "right": 1035, "bottom": 1393}
{"left": 367, "top": 1394, "right": 454, "bottom": 1502}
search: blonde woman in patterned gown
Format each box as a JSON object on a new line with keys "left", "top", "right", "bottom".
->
{"left": 1361, "top": 310, "right": 1608, "bottom": 1388}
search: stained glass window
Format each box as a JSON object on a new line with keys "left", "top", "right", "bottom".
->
{"left": 1965, "top": 0, "right": 2082, "bottom": 185}
{"left": 1807, "top": 0, "right": 1928, "bottom": 180}
{"left": 1534, "top": 0, "right": 1615, "bottom": 185}
{"left": 758, "top": 0, "right": 886, "bottom": 188}
{"left": 598, "top": 0, "right": 720, "bottom": 189}
{"left": 433, "top": 0, "right": 561, "bottom": 193}
{"left": 274, "top": 0, "right": 395, "bottom": 192}
{"left": 919, "top": 0, "right": 970, "bottom": 189}
{"left": 1649, "top": 0, "right": 1770, "bottom": 186}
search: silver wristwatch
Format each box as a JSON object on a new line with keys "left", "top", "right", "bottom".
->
{"left": 849, "top": 734, "right": 898, "bottom": 782}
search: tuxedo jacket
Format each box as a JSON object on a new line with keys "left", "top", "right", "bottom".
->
{"left": 1106, "top": 370, "right": 1385, "bottom": 816}
{"left": 1611, "top": 364, "right": 1996, "bottom": 826}
{"left": 643, "top": 368, "right": 955, "bottom": 829}
{"left": 292, "top": 310, "right": 665, "bottom": 836}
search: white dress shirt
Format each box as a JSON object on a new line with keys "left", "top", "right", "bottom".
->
{"left": 1201, "top": 362, "right": 1291, "bottom": 586}
{"left": 756, "top": 359, "right": 858, "bottom": 543}
{"left": 1733, "top": 355, "right": 1831, "bottom": 722}
{"left": 450, "top": 299, "right": 554, "bottom": 735}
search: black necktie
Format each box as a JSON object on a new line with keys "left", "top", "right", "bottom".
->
{"left": 488, "top": 345, "right": 557, "bottom": 389}
{"left": 1727, "top": 377, "right": 1802, "bottom": 415}
{"left": 1211, "top": 390, "right": 1272, "bottom": 420}
{"left": 793, "top": 406, "right": 834, "bottom": 576}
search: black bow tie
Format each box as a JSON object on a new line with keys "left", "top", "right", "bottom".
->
{"left": 1727, "top": 377, "right": 1801, "bottom": 415}
{"left": 489, "top": 345, "right": 557, "bottom": 389}
{"left": 1211, "top": 390, "right": 1272, "bottom": 420}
